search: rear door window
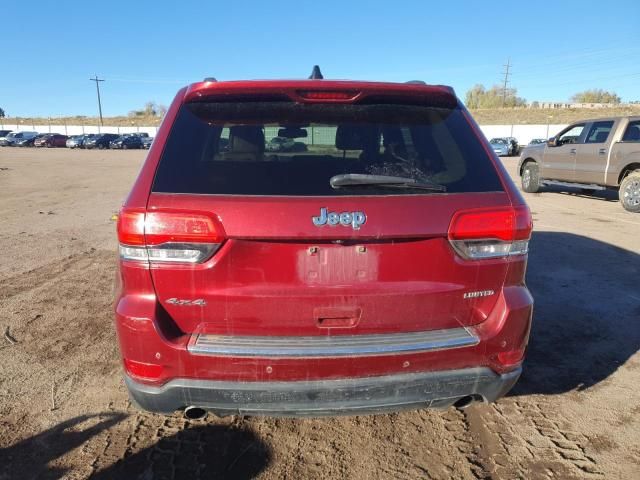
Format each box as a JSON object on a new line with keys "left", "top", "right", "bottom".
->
{"left": 585, "top": 121, "right": 614, "bottom": 143}
{"left": 152, "top": 102, "right": 504, "bottom": 196}
{"left": 622, "top": 120, "right": 640, "bottom": 142}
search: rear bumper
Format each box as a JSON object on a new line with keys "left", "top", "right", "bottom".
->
{"left": 125, "top": 366, "right": 521, "bottom": 417}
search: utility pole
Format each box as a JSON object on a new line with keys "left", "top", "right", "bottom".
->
{"left": 89, "top": 74, "right": 105, "bottom": 125}
{"left": 501, "top": 58, "right": 511, "bottom": 107}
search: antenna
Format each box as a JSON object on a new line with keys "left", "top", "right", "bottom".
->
{"left": 309, "top": 65, "right": 324, "bottom": 79}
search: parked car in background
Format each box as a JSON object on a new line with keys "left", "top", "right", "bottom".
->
{"left": 115, "top": 71, "right": 533, "bottom": 418}
{"left": 141, "top": 136, "right": 154, "bottom": 149}
{"left": 505, "top": 137, "right": 519, "bottom": 155}
{"left": 85, "top": 133, "right": 119, "bottom": 149}
{"left": 80, "top": 134, "right": 98, "bottom": 148}
{"left": 34, "top": 133, "right": 68, "bottom": 147}
{"left": 66, "top": 135, "right": 86, "bottom": 148}
{"left": 266, "top": 136, "right": 308, "bottom": 152}
{"left": 519, "top": 116, "right": 640, "bottom": 212}
{"left": 15, "top": 133, "right": 47, "bottom": 147}
{"left": 110, "top": 134, "right": 144, "bottom": 149}
{"left": 489, "top": 138, "right": 511, "bottom": 156}
{"left": 0, "top": 129, "right": 12, "bottom": 141}
{"left": 34, "top": 134, "right": 51, "bottom": 147}
{"left": 528, "top": 138, "right": 547, "bottom": 146}
{"left": 0, "top": 131, "right": 38, "bottom": 146}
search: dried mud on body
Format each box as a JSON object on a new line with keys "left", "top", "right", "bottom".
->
{"left": 0, "top": 148, "right": 639, "bottom": 479}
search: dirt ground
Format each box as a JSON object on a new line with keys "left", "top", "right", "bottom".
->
{"left": 0, "top": 147, "right": 638, "bottom": 480}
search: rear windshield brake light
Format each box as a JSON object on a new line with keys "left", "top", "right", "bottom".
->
{"left": 297, "top": 90, "right": 358, "bottom": 100}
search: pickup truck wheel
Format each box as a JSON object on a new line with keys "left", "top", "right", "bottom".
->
{"left": 521, "top": 163, "right": 541, "bottom": 193}
{"left": 620, "top": 171, "right": 640, "bottom": 212}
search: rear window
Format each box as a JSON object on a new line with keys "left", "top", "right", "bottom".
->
{"left": 152, "top": 101, "right": 503, "bottom": 196}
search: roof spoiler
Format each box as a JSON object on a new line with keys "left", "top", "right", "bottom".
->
{"left": 406, "top": 80, "right": 455, "bottom": 96}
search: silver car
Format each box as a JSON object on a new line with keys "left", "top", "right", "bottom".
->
{"left": 66, "top": 135, "right": 85, "bottom": 148}
{"left": 489, "top": 138, "right": 511, "bottom": 156}
{"left": 0, "top": 131, "right": 38, "bottom": 146}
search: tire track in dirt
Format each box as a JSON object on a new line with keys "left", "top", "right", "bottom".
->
{"left": 466, "top": 398, "right": 603, "bottom": 479}
{"left": 82, "top": 407, "right": 489, "bottom": 480}
{"left": 0, "top": 248, "right": 106, "bottom": 301}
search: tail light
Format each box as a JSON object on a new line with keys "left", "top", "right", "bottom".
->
{"left": 448, "top": 206, "right": 532, "bottom": 260}
{"left": 117, "top": 208, "right": 223, "bottom": 264}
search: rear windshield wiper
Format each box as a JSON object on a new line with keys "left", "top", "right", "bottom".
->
{"left": 330, "top": 174, "right": 447, "bottom": 192}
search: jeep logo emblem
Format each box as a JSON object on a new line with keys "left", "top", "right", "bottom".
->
{"left": 312, "top": 207, "right": 366, "bottom": 230}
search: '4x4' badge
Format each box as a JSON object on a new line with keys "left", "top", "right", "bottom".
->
{"left": 312, "top": 207, "right": 366, "bottom": 230}
{"left": 166, "top": 298, "right": 206, "bottom": 306}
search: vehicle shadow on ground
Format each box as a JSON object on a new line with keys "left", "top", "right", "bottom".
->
{"left": 91, "top": 421, "right": 272, "bottom": 480}
{"left": 0, "top": 412, "right": 271, "bottom": 480}
{"left": 548, "top": 185, "right": 619, "bottom": 202}
{"left": 511, "top": 231, "right": 640, "bottom": 396}
{"left": 0, "top": 413, "right": 126, "bottom": 479}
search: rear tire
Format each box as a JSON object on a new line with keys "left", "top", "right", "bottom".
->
{"left": 521, "top": 162, "right": 541, "bottom": 193}
{"left": 619, "top": 170, "right": 640, "bottom": 213}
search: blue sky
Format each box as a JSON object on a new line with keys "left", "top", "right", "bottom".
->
{"left": 2, "top": 0, "right": 639, "bottom": 117}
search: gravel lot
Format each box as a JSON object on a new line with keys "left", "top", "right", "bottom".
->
{"left": 0, "top": 148, "right": 638, "bottom": 479}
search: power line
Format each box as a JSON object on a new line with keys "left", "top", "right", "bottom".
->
{"left": 89, "top": 74, "right": 105, "bottom": 126}
{"left": 501, "top": 58, "right": 511, "bottom": 107}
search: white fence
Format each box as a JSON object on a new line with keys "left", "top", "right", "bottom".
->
{"left": 0, "top": 123, "right": 569, "bottom": 146}
{"left": 0, "top": 124, "right": 159, "bottom": 137}
{"left": 479, "top": 124, "right": 568, "bottom": 145}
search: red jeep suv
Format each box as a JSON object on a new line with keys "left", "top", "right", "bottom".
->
{"left": 115, "top": 68, "right": 533, "bottom": 418}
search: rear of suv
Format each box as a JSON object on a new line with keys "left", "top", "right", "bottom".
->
{"left": 115, "top": 68, "right": 533, "bottom": 417}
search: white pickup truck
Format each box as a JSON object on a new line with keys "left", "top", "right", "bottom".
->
{"left": 518, "top": 116, "right": 640, "bottom": 212}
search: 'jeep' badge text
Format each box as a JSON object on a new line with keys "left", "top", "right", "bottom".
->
{"left": 312, "top": 207, "right": 366, "bottom": 230}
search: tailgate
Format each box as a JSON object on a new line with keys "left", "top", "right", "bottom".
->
{"left": 147, "top": 192, "right": 511, "bottom": 336}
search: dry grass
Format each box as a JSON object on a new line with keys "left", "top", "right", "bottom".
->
{"left": 469, "top": 106, "right": 640, "bottom": 125}
{"left": 2, "top": 106, "right": 640, "bottom": 127}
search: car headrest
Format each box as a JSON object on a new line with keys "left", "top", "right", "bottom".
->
{"left": 335, "top": 125, "right": 378, "bottom": 151}
{"left": 229, "top": 126, "right": 265, "bottom": 153}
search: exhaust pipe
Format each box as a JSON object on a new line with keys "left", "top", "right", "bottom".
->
{"left": 184, "top": 406, "right": 208, "bottom": 420}
{"left": 453, "top": 395, "right": 475, "bottom": 410}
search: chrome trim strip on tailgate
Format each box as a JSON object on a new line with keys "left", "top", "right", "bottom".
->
{"left": 188, "top": 327, "right": 479, "bottom": 358}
